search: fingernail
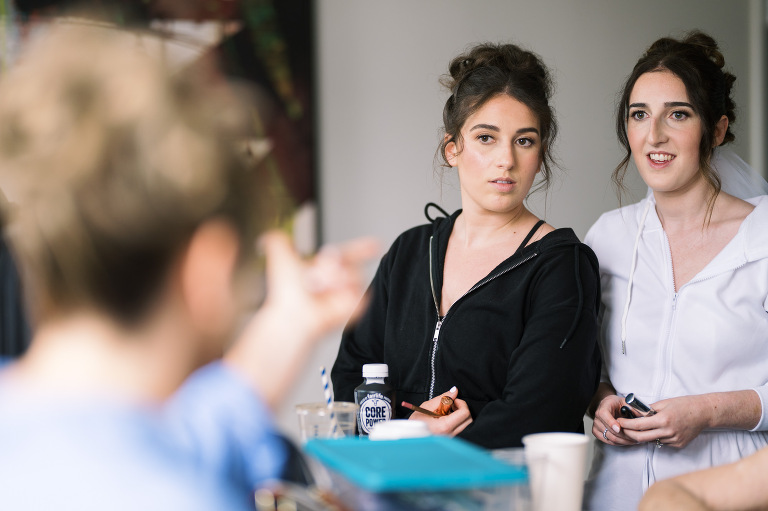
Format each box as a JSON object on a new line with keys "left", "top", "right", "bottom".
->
{"left": 450, "top": 386, "right": 457, "bottom": 393}
{"left": 612, "top": 425, "right": 621, "bottom": 433}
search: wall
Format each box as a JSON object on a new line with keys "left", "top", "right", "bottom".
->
{"left": 276, "top": 0, "right": 755, "bottom": 442}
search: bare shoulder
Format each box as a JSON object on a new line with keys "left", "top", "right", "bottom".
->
{"left": 714, "top": 192, "right": 754, "bottom": 228}
{"left": 529, "top": 221, "right": 555, "bottom": 244}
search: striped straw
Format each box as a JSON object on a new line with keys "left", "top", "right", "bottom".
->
{"left": 319, "top": 366, "right": 339, "bottom": 437}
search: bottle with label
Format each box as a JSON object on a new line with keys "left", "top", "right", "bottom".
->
{"left": 354, "top": 363, "right": 394, "bottom": 436}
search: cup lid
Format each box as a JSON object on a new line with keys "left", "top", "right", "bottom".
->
{"left": 368, "top": 419, "right": 431, "bottom": 440}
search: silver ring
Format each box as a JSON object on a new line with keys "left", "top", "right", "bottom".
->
{"left": 656, "top": 439, "right": 663, "bottom": 448}
{"left": 603, "top": 427, "right": 609, "bottom": 440}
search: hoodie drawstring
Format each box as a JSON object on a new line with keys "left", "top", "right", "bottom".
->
{"left": 620, "top": 199, "right": 653, "bottom": 355}
{"left": 424, "top": 202, "right": 449, "bottom": 223}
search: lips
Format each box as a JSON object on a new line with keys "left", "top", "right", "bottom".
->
{"left": 489, "top": 178, "right": 517, "bottom": 192}
{"left": 648, "top": 153, "right": 674, "bottom": 164}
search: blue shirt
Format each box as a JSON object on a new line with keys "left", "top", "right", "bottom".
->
{"left": 0, "top": 361, "right": 288, "bottom": 510}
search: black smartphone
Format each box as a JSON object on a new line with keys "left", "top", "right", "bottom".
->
{"left": 620, "top": 405, "right": 635, "bottom": 419}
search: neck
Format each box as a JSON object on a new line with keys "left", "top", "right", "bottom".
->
{"left": 653, "top": 177, "right": 714, "bottom": 233}
{"left": 11, "top": 310, "right": 200, "bottom": 401}
{"left": 455, "top": 203, "right": 535, "bottom": 248}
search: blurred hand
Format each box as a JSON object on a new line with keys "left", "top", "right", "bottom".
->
{"left": 226, "top": 231, "right": 379, "bottom": 408}
{"left": 259, "top": 231, "right": 380, "bottom": 340}
{"left": 408, "top": 386, "right": 473, "bottom": 436}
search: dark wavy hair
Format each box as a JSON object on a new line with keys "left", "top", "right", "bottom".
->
{"left": 437, "top": 42, "right": 558, "bottom": 195}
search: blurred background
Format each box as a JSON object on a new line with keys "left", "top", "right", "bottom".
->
{"left": 1, "top": 0, "right": 766, "bottom": 443}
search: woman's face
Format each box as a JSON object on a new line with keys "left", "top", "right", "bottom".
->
{"left": 627, "top": 70, "right": 704, "bottom": 195}
{"left": 445, "top": 94, "right": 541, "bottom": 217}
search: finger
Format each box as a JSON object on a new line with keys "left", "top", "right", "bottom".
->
{"left": 594, "top": 418, "right": 634, "bottom": 444}
{"left": 442, "top": 386, "right": 459, "bottom": 399}
{"left": 442, "top": 408, "right": 472, "bottom": 431}
{"left": 261, "top": 231, "right": 301, "bottom": 281}
{"left": 622, "top": 428, "right": 663, "bottom": 444}
{"left": 450, "top": 415, "right": 473, "bottom": 436}
{"left": 438, "top": 386, "right": 459, "bottom": 412}
{"left": 606, "top": 429, "right": 638, "bottom": 446}
{"left": 332, "top": 237, "right": 381, "bottom": 265}
{"left": 302, "top": 237, "right": 379, "bottom": 293}
{"left": 617, "top": 415, "right": 661, "bottom": 432}
{"left": 595, "top": 409, "right": 622, "bottom": 435}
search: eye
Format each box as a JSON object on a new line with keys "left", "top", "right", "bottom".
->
{"left": 671, "top": 111, "right": 689, "bottom": 121}
{"left": 629, "top": 110, "right": 647, "bottom": 121}
{"left": 477, "top": 134, "right": 494, "bottom": 143}
{"left": 516, "top": 137, "right": 535, "bottom": 147}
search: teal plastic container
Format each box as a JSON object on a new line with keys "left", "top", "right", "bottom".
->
{"left": 304, "top": 436, "right": 529, "bottom": 510}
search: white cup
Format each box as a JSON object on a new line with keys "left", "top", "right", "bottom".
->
{"left": 521, "top": 432, "right": 588, "bottom": 511}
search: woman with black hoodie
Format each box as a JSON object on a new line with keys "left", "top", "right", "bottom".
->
{"left": 332, "top": 42, "right": 601, "bottom": 449}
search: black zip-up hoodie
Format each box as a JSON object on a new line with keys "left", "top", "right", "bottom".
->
{"left": 332, "top": 208, "right": 601, "bottom": 448}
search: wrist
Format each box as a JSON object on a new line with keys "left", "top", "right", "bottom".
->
{"left": 701, "top": 394, "right": 717, "bottom": 430}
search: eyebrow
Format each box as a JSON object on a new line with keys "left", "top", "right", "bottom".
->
{"left": 628, "top": 101, "right": 694, "bottom": 109}
{"left": 469, "top": 123, "right": 540, "bottom": 135}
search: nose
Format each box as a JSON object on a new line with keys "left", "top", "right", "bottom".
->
{"left": 647, "top": 116, "right": 668, "bottom": 146}
{"left": 497, "top": 143, "right": 515, "bottom": 169}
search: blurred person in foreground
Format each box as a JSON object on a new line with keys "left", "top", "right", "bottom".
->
{"left": 0, "top": 23, "right": 375, "bottom": 510}
{"left": 638, "top": 446, "right": 768, "bottom": 510}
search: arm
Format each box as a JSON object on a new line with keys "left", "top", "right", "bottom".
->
{"left": 640, "top": 446, "right": 768, "bottom": 511}
{"left": 458, "top": 245, "right": 602, "bottom": 448}
{"left": 226, "top": 232, "right": 378, "bottom": 409}
{"left": 167, "top": 232, "right": 377, "bottom": 488}
{"left": 639, "top": 480, "right": 711, "bottom": 511}
{"left": 331, "top": 247, "right": 393, "bottom": 403}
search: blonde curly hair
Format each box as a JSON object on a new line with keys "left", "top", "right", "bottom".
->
{"left": 0, "top": 24, "right": 271, "bottom": 324}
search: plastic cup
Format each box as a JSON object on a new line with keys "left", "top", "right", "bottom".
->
{"left": 521, "top": 432, "right": 589, "bottom": 511}
{"left": 491, "top": 447, "right": 536, "bottom": 511}
{"left": 295, "top": 402, "right": 358, "bottom": 442}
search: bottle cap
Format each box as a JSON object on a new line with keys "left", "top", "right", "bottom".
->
{"left": 362, "top": 363, "right": 388, "bottom": 378}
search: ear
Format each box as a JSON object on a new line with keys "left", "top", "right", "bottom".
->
{"left": 713, "top": 115, "right": 729, "bottom": 147}
{"left": 444, "top": 134, "right": 459, "bottom": 167}
{"left": 178, "top": 220, "right": 240, "bottom": 347}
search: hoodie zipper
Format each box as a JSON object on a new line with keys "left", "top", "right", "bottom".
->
{"left": 655, "top": 231, "right": 748, "bottom": 402}
{"left": 427, "top": 234, "right": 538, "bottom": 399}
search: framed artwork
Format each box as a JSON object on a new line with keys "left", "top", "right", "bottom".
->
{"left": 1, "top": 0, "right": 318, "bottom": 251}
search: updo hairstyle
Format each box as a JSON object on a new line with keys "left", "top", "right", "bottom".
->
{"left": 613, "top": 31, "right": 737, "bottom": 200}
{"left": 438, "top": 43, "right": 558, "bottom": 193}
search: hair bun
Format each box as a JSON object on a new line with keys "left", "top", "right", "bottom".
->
{"left": 442, "top": 43, "right": 552, "bottom": 100}
{"left": 683, "top": 31, "right": 725, "bottom": 68}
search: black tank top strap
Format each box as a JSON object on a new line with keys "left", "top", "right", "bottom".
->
{"left": 514, "top": 219, "right": 546, "bottom": 256}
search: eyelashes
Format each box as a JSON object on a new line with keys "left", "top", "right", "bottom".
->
{"left": 628, "top": 110, "right": 693, "bottom": 122}
{"left": 475, "top": 134, "right": 536, "bottom": 147}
